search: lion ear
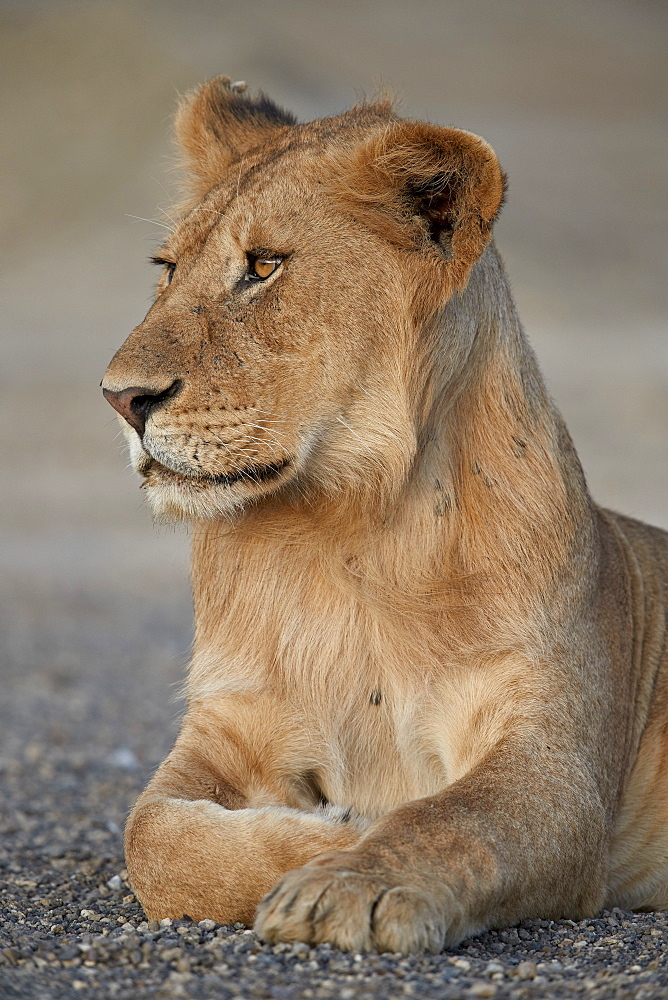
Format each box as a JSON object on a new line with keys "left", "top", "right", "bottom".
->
{"left": 335, "top": 120, "right": 506, "bottom": 287}
{"left": 175, "top": 76, "right": 297, "bottom": 200}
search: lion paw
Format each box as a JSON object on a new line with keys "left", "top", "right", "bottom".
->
{"left": 254, "top": 862, "right": 446, "bottom": 954}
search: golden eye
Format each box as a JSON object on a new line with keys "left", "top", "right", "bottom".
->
{"left": 249, "top": 256, "right": 281, "bottom": 280}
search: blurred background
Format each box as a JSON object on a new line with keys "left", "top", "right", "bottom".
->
{"left": 1, "top": 0, "right": 666, "bottom": 779}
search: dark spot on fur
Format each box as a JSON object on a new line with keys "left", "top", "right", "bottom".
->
{"left": 512, "top": 435, "right": 527, "bottom": 458}
{"left": 370, "top": 689, "right": 382, "bottom": 705}
{"left": 191, "top": 305, "right": 205, "bottom": 315}
{"left": 435, "top": 493, "right": 451, "bottom": 517}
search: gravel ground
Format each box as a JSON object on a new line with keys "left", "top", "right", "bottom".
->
{"left": 1, "top": 581, "right": 667, "bottom": 999}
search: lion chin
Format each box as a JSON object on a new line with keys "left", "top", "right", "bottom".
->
{"left": 118, "top": 424, "right": 294, "bottom": 520}
{"left": 136, "top": 452, "right": 293, "bottom": 522}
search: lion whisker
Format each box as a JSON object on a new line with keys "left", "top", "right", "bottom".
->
{"left": 336, "top": 414, "right": 365, "bottom": 444}
{"left": 243, "top": 425, "right": 291, "bottom": 445}
{"left": 209, "top": 428, "right": 289, "bottom": 455}
{"left": 202, "top": 422, "right": 291, "bottom": 449}
{"left": 189, "top": 206, "right": 229, "bottom": 222}
{"left": 125, "top": 214, "right": 175, "bottom": 233}
{"left": 150, "top": 178, "right": 180, "bottom": 229}
{"left": 244, "top": 408, "right": 300, "bottom": 425}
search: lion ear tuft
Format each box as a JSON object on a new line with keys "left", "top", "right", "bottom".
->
{"left": 334, "top": 121, "right": 506, "bottom": 287}
{"left": 175, "top": 76, "right": 297, "bottom": 200}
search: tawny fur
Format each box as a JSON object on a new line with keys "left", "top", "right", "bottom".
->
{"left": 102, "top": 77, "right": 668, "bottom": 953}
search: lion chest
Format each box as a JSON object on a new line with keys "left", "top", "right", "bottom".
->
{"left": 201, "top": 634, "right": 456, "bottom": 820}
{"left": 190, "top": 529, "right": 514, "bottom": 819}
{"left": 307, "top": 680, "right": 450, "bottom": 818}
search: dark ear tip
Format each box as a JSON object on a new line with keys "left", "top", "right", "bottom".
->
{"left": 174, "top": 76, "right": 299, "bottom": 201}
{"left": 193, "top": 76, "right": 298, "bottom": 129}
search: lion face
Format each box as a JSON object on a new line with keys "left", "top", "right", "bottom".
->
{"left": 102, "top": 79, "right": 504, "bottom": 521}
{"left": 104, "top": 148, "right": 416, "bottom": 520}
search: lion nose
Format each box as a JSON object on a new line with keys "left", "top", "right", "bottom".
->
{"left": 102, "top": 380, "right": 181, "bottom": 437}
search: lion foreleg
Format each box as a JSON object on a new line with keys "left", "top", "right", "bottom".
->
{"left": 254, "top": 739, "right": 609, "bottom": 952}
{"left": 125, "top": 790, "right": 363, "bottom": 925}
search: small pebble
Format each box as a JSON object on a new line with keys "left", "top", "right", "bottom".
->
{"left": 516, "top": 960, "right": 537, "bottom": 980}
{"left": 469, "top": 982, "right": 497, "bottom": 998}
{"left": 108, "top": 747, "right": 139, "bottom": 769}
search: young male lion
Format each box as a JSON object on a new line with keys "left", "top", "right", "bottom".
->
{"left": 101, "top": 77, "right": 668, "bottom": 954}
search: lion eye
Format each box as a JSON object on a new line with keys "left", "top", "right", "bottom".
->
{"left": 150, "top": 256, "right": 176, "bottom": 285}
{"left": 248, "top": 255, "right": 281, "bottom": 281}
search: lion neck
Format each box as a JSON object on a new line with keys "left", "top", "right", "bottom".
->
{"left": 189, "top": 243, "right": 596, "bottom": 678}
{"left": 424, "top": 242, "right": 594, "bottom": 587}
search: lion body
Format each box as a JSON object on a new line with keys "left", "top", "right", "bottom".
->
{"left": 103, "top": 79, "right": 668, "bottom": 952}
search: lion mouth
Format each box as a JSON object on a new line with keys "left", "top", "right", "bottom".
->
{"left": 140, "top": 457, "right": 291, "bottom": 490}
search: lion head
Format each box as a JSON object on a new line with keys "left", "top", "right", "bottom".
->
{"left": 102, "top": 77, "right": 505, "bottom": 521}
